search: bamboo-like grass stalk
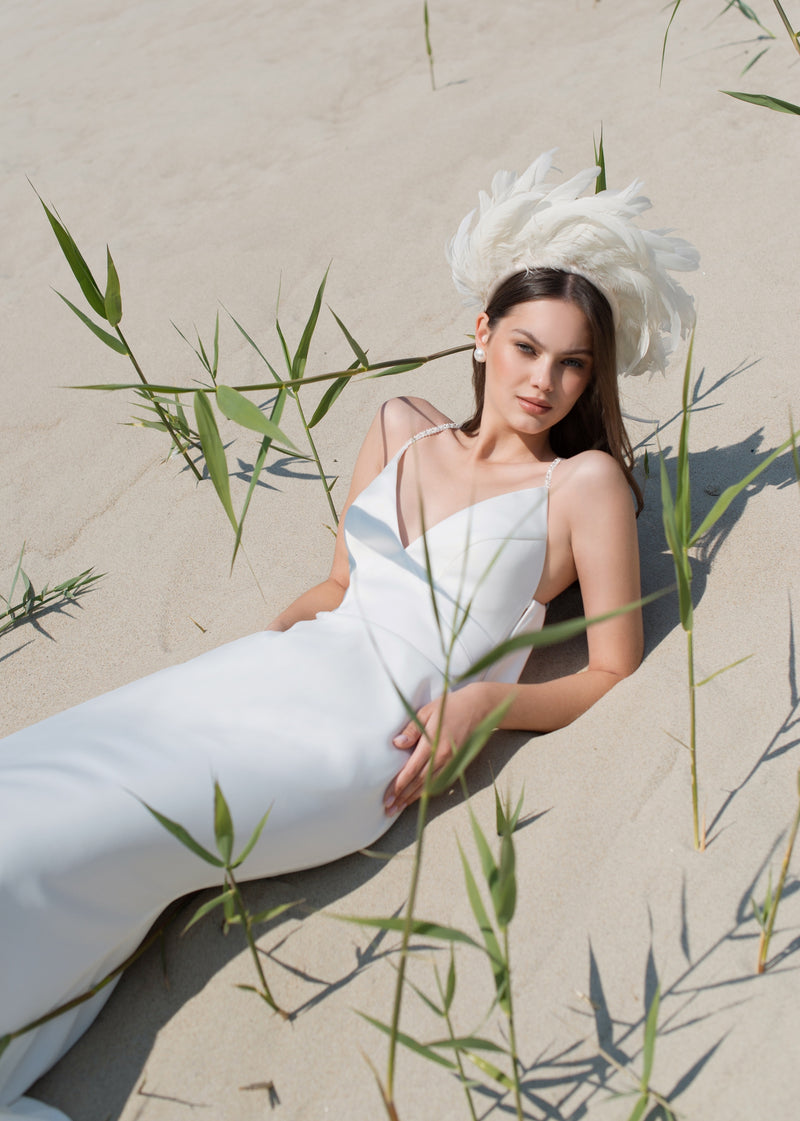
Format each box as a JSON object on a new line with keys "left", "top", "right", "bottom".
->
{"left": 660, "top": 333, "right": 800, "bottom": 850}
{"left": 599, "top": 985, "right": 676, "bottom": 1121}
{"left": 34, "top": 187, "right": 203, "bottom": 479}
{"left": 661, "top": 0, "right": 800, "bottom": 113}
{"left": 753, "top": 767, "right": 800, "bottom": 972}
{"left": 140, "top": 781, "right": 294, "bottom": 1018}
{"left": 0, "top": 544, "right": 103, "bottom": 635}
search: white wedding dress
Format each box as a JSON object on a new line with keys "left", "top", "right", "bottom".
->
{"left": 0, "top": 423, "right": 556, "bottom": 1120}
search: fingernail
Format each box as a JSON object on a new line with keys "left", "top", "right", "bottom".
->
{"left": 394, "top": 734, "right": 409, "bottom": 746}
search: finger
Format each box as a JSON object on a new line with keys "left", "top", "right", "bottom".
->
{"left": 392, "top": 707, "right": 433, "bottom": 749}
{"left": 384, "top": 740, "right": 434, "bottom": 812}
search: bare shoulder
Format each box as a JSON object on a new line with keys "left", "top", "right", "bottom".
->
{"left": 550, "top": 450, "right": 636, "bottom": 539}
{"left": 555, "top": 448, "right": 627, "bottom": 488}
{"left": 373, "top": 396, "right": 453, "bottom": 462}
{"left": 552, "top": 449, "right": 632, "bottom": 505}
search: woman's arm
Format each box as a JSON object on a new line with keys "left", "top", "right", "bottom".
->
{"left": 384, "top": 451, "right": 643, "bottom": 813}
{"left": 268, "top": 396, "right": 444, "bottom": 631}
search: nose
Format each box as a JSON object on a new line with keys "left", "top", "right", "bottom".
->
{"left": 531, "top": 356, "right": 554, "bottom": 392}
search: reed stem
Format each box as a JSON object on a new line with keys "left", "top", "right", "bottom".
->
{"left": 770, "top": 0, "right": 800, "bottom": 56}
{"left": 115, "top": 325, "right": 202, "bottom": 480}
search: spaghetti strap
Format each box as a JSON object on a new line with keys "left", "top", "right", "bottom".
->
{"left": 396, "top": 421, "right": 460, "bottom": 460}
{"left": 545, "top": 457, "right": 561, "bottom": 490}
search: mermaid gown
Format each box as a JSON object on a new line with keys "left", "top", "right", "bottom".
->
{"left": 0, "top": 424, "right": 556, "bottom": 1120}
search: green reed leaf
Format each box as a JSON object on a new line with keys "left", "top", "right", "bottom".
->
{"left": 215, "top": 385, "right": 297, "bottom": 449}
{"left": 463, "top": 1050, "right": 515, "bottom": 1089}
{"left": 495, "top": 785, "right": 525, "bottom": 836}
{"left": 193, "top": 390, "right": 237, "bottom": 531}
{"left": 368, "top": 360, "right": 424, "bottom": 379}
{"left": 689, "top": 429, "right": 799, "bottom": 544}
{"left": 183, "top": 889, "right": 236, "bottom": 933}
{"left": 232, "top": 805, "right": 273, "bottom": 868}
{"left": 675, "top": 332, "right": 695, "bottom": 543}
{"left": 405, "top": 970, "right": 446, "bottom": 1019}
{"left": 741, "top": 46, "right": 771, "bottom": 74}
{"left": 495, "top": 829, "right": 517, "bottom": 928}
{"left": 213, "top": 781, "right": 234, "bottom": 865}
{"left": 247, "top": 900, "right": 296, "bottom": 925}
{"left": 231, "top": 387, "right": 289, "bottom": 569}
{"left": 429, "top": 698, "right": 513, "bottom": 795}
{"left": 659, "top": 455, "right": 693, "bottom": 632}
{"left": 641, "top": 984, "right": 660, "bottom": 1089}
{"left": 103, "top": 247, "right": 122, "bottom": 327}
{"left": 660, "top": 0, "right": 684, "bottom": 82}
{"left": 309, "top": 375, "right": 350, "bottom": 428}
{"left": 357, "top": 1012, "right": 459, "bottom": 1071}
{"left": 461, "top": 588, "right": 667, "bottom": 680}
{"left": 55, "top": 291, "right": 128, "bottom": 354}
{"left": 291, "top": 267, "right": 330, "bottom": 382}
{"left": 723, "top": 90, "right": 800, "bottom": 114}
{"left": 458, "top": 842, "right": 508, "bottom": 1011}
{"left": 431, "top": 1035, "right": 507, "bottom": 1055}
{"left": 469, "top": 809, "right": 498, "bottom": 891}
{"left": 444, "top": 946, "right": 456, "bottom": 1013}
{"left": 335, "top": 913, "right": 482, "bottom": 950}
{"left": 137, "top": 798, "right": 223, "bottom": 867}
{"left": 227, "top": 308, "right": 282, "bottom": 379}
{"left": 627, "top": 1096, "right": 649, "bottom": 1121}
{"left": 593, "top": 126, "right": 606, "bottom": 192}
{"left": 695, "top": 652, "right": 753, "bottom": 687}
{"left": 329, "top": 306, "right": 369, "bottom": 367}
{"left": 34, "top": 187, "right": 107, "bottom": 319}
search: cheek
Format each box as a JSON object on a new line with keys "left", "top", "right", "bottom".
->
{"left": 566, "top": 371, "right": 592, "bottom": 403}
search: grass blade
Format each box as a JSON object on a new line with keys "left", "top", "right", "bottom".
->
{"left": 215, "top": 385, "right": 297, "bottom": 448}
{"left": 460, "top": 588, "right": 667, "bottom": 680}
{"left": 429, "top": 698, "right": 513, "bottom": 794}
{"left": 329, "top": 306, "right": 369, "bottom": 366}
{"left": 722, "top": 90, "right": 800, "bottom": 114}
{"left": 183, "top": 889, "right": 236, "bottom": 933}
{"left": 213, "top": 781, "right": 234, "bottom": 864}
{"left": 137, "top": 798, "right": 223, "bottom": 867}
{"left": 357, "top": 1012, "right": 459, "bottom": 1071}
{"left": 193, "top": 390, "right": 237, "bottom": 531}
{"left": 660, "top": 0, "right": 684, "bottom": 82}
{"left": 291, "top": 267, "right": 330, "bottom": 382}
{"left": 232, "top": 806, "right": 272, "bottom": 868}
{"left": 690, "top": 428, "right": 799, "bottom": 543}
{"left": 309, "top": 375, "right": 350, "bottom": 428}
{"left": 335, "top": 913, "right": 482, "bottom": 951}
{"left": 103, "top": 247, "right": 122, "bottom": 327}
{"left": 55, "top": 291, "right": 128, "bottom": 354}
{"left": 641, "top": 984, "right": 661, "bottom": 1089}
{"left": 593, "top": 126, "right": 606, "bottom": 192}
{"left": 33, "top": 186, "right": 106, "bottom": 319}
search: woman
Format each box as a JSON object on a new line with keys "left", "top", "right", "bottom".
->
{"left": 0, "top": 152, "right": 697, "bottom": 1120}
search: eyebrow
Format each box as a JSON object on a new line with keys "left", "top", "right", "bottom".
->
{"left": 513, "top": 328, "right": 593, "bottom": 356}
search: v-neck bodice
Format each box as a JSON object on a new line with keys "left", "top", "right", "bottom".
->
{"left": 337, "top": 424, "right": 553, "bottom": 684}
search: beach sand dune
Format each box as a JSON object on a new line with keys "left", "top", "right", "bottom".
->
{"left": 2, "top": 1, "right": 798, "bottom": 1117}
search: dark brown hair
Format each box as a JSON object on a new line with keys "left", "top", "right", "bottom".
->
{"left": 461, "top": 268, "right": 643, "bottom": 513}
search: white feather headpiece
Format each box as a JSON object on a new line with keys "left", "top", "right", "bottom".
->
{"left": 446, "top": 150, "right": 699, "bottom": 378}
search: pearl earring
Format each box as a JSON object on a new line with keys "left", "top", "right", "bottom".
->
{"left": 473, "top": 345, "right": 486, "bottom": 363}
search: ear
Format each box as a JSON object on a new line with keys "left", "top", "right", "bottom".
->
{"left": 475, "top": 311, "right": 490, "bottom": 348}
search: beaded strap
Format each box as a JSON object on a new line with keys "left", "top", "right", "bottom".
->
{"left": 545, "top": 457, "right": 561, "bottom": 490}
{"left": 398, "top": 421, "right": 460, "bottom": 457}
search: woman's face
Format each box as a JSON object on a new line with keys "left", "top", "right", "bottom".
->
{"left": 476, "top": 298, "right": 593, "bottom": 438}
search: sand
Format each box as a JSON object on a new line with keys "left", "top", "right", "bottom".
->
{"left": 2, "top": 0, "right": 799, "bottom": 1117}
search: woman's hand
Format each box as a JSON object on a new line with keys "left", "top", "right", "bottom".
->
{"left": 383, "top": 683, "right": 502, "bottom": 816}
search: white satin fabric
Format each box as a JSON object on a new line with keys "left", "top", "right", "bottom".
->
{"left": 0, "top": 425, "right": 551, "bottom": 1118}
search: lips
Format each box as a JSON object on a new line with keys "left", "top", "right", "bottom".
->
{"left": 518, "top": 396, "right": 552, "bottom": 415}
